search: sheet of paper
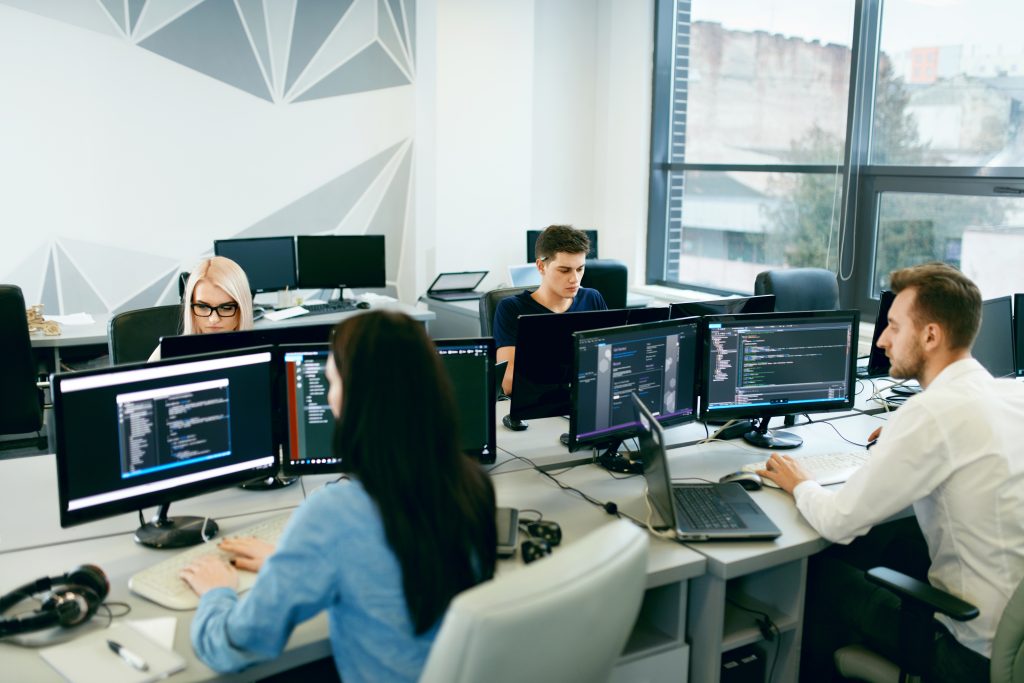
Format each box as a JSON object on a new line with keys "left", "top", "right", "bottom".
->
{"left": 126, "top": 617, "right": 177, "bottom": 650}
{"left": 39, "top": 622, "right": 185, "bottom": 683}
{"left": 263, "top": 306, "right": 308, "bottom": 321}
{"left": 45, "top": 313, "right": 96, "bottom": 325}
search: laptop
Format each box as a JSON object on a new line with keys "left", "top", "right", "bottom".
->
{"left": 426, "top": 271, "right": 488, "bottom": 301}
{"left": 508, "top": 263, "right": 542, "bottom": 288}
{"left": 633, "top": 394, "right": 781, "bottom": 541}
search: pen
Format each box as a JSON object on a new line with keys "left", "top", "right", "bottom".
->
{"left": 107, "top": 639, "right": 150, "bottom": 672}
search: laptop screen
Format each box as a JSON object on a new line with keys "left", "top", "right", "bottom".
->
{"left": 429, "top": 271, "right": 487, "bottom": 292}
{"left": 633, "top": 393, "right": 675, "bottom": 529}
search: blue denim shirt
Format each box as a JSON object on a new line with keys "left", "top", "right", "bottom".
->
{"left": 191, "top": 478, "right": 437, "bottom": 681}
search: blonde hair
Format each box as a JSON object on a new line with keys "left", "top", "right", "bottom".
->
{"left": 182, "top": 256, "right": 255, "bottom": 334}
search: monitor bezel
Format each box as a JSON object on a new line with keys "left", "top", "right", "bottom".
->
{"left": 213, "top": 235, "right": 298, "bottom": 294}
{"left": 53, "top": 347, "right": 278, "bottom": 528}
{"left": 975, "top": 295, "right": 1015, "bottom": 378}
{"left": 865, "top": 290, "right": 896, "bottom": 377}
{"left": 698, "top": 309, "right": 860, "bottom": 423}
{"left": 668, "top": 294, "right": 775, "bottom": 320}
{"left": 568, "top": 316, "right": 700, "bottom": 452}
{"left": 1015, "top": 293, "right": 1024, "bottom": 378}
{"left": 434, "top": 337, "right": 497, "bottom": 464}
{"left": 160, "top": 322, "right": 336, "bottom": 360}
{"left": 295, "top": 234, "right": 386, "bottom": 289}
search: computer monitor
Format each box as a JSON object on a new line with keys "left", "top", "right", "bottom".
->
{"left": 1015, "top": 293, "right": 1024, "bottom": 378}
{"left": 160, "top": 323, "right": 336, "bottom": 359}
{"left": 625, "top": 307, "right": 670, "bottom": 325}
{"left": 569, "top": 317, "right": 700, "bottom": 457}
{"left": 280, "top": 344, "right": 337, "bottom": 475}
{"left": 436, "top": 338, "right": 497, "bottom": 464}
{"left": 526, "top": 229, "right": 598, "bottom": 262}
{"left": 510, "top": 309, "right": 630, "bottom": 421}
{"left": 53, "top": 349, "right": 277, "bottom": 548}
{"left": 700, "top": 310, "right": 860, "bottom": 449}
{"left": 669, "top": 294, "right": 775, "bottom": 319}
{"left": 974, "top": 296, "right": 1015, "bottom": 378}
{"left": 296, "top": 235, "right": 386, "bottom": 290}
{"left": 864, "top": 290, "right": 896, "bottom": 378}
{"left": 213, "top": 236, "right": 297, "bottom": 294}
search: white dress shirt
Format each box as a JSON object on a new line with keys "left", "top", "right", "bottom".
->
{"left": 793, "top": 358, "right": 1024, "bottom": 657}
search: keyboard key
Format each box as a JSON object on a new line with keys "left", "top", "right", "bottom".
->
{"left": 742, "top": 451, "right": 870, "bottom": 488}
{"left": 674, "top": 485, "right": 746, "bottom": 530}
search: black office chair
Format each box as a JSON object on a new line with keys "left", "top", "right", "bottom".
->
{"left": 108, "top": 305, "right": 183, "bottom": 365}
{"left": 580, "top": 259, "right": 628, "bottom": 310}
{"left": 0, "top": 285, "right": 46, "bottom": 449}
{"left": 834, "top": 566, "right": 1024, "bottom": 683}
{"left": 754, "top": 267, "right": 839, "bottom": 312}
{"left": 479, "top": 287, "right": 528, "bottom": 337}
{"left": 178, "top": 271, "right": 190, "bottom": 303}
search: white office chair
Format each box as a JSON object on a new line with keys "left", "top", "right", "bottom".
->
{"left": 419, "top": 519, "right": 649, "bottom": 683}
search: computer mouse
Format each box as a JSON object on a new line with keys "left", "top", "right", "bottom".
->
{"left": 355, "top": 301, "right": 371, "bottom": 310}
{"left": 718, "top": 471, "right": 764, "bottom": 491}
{"left": 502, "top": 414, "right": 529, "bottom": 431}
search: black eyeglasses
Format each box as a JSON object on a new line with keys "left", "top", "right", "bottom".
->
{"left": 191, "top": 302, "right": 239, "bottom": 318}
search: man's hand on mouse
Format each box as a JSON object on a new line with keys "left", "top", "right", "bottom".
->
{"left": 757, "top": 453, "right": 811, "bottom": 495}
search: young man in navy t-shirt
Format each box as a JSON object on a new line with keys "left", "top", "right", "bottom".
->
{"left": 494, "top": 225, "right": 607, "bottom": 396}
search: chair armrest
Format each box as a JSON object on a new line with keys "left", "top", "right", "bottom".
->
{"left": 867, "top": 567, "right": 979, "bottom": 622}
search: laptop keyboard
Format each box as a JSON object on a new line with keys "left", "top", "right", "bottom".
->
{"left": 674, "top": 485, "right": 746, "bottom": 530}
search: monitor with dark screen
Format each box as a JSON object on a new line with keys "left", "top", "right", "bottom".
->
{"left": 526, "top": 229, "right": 598, "bottom": 261}
{"left": 160, "top": 323, "right": 335, "bottom": 359}
{"left": 625, "top": 307, "right": 671, "bottom": 325}
{"left": 436, "top": 338, "right": 496, "bottom": 464}
{"left": 974, "top": 296, "right": 1015, "bottom": 378}
{"left": 296, "top": 235, "right": 386, "bottom": 289}
{"left": 510, "top": 309, "right": 630, "bottom": 421}
{"left": 53, "top": 349, "right": 276, "bottom": 547}
{"left": 570, "top": 317, "right": 700, "bottom": 455}
{"left": 864, "top": 290, "right": 896, "bottom": 377}
{"left": 669, "top": 294, "right": 775, "bottom": 320}
{"left": 213, "top": 236, "right": 297, "bottom": 293}
{"left": 700, "top": 310, "right": 859, "bottom": 449}
{"left": 1015, "top": 294, "right": 1024, "bottom": 377}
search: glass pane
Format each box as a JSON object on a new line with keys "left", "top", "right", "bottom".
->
{"left": 874, "top": 0, "right": 1024, "bottom": 166}
{"left": 873, "top": 192, "right": 1024, "bottom": 298}
{"left": 667, "top": 170, "right": 842, "bottom": 292}
{"left": 682, "top": 0, "right": 855, "bottom": 164}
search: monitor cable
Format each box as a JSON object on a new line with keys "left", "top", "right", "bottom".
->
{"left": 725, "top": 597, "right": 782, "bottom": 683}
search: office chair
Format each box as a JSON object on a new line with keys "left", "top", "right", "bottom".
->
{"left": 177, "top": 271, "right": 190, "bottom": 303}
{"left": 834, "top": 567, "right": 1024, "bottom": 683}
{"left": 479, "top": 287, "right": 528, "bottom": 337}
{"left": 419, "top": 520, "right": 649, "bottom": 683}
{"left": 0, "top": 285, "right": 46, "bottom": 449}
{"left": 754, "top": 267, "right": 839, "bottom": 312}
{"left": 580, "top": 259, "right": 628, "bottom": 310}
{"left": 108, "top": 305, "right": 183, "bottom": 365}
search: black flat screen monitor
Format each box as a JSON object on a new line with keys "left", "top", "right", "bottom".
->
{"left": 570, "top": 317, "right": 700, "bottom": 452}
{"left": 974, "top": 296, "right": 1015, "bottom": 378}
{"left": 1016, "top": 294, "right": 1024, "bottom": 377}
{"left": 53, "top": 348, "right": 277, "bottom": 547}
{"left": 669, "top": 294, "right": 775, "bottom": 319}
{"left": 436, "top": 338, "right": 497, "bottom": 464}
{"left": 526, "top": 229, "right": 598, "bottom": 261}
{"left": 865, "top": 290, "right": 896, "bottom": 377}
{"left": 296, "top": 235, "right": 386, "bottom": 289}
{"left": 510, "top": 309, "right": 630, "bottom": 421}
{"left": 213, "top": 236, "right": 297, "bottom": 293}
{"left": 624, "top": 307, "right": 671, "bottom": 325}
{"left": 700, "top": 310, "right": 860, "bottom": 449}
{"left": 160, "top": 323, "right": 335, "bottom": 359}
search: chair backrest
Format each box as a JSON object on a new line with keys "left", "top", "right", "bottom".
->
{"left": 0, "top": 285, "right": 44, "bottom": 434}
{"left": 479, "top": 287, "right": 528, "bottom": 337}
{"left": 581, "top": 259, "right": 628, "bottom": 310}
{"left": 419, "top": 520, "right": 649, "bottom": 683}
{"left": 108, "top": 305, "right": 183, "bottom": 365}
{"left": 991, "top": 576, "right": 1024, "bottom": 683}
{"left": 754, "top": 268, "right": 839, "bottom": 312}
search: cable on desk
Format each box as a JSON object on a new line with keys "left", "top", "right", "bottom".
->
{"left": 802, "top": 416, "right": 870, "bottom": 449}
{"left": 699, "top": 420, "right": 740, "bottom": 445}
{"left": 97, "top": 601, "right": 132, "bottom": 628}
{"left": 725, "top": 596, "right": 782, "bottom": 683}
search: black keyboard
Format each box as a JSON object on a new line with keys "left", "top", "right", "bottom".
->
{"left": 302, "top": 299, "right": 359, "bottom": 315}
{"left": 673, "top": 485, "right": 746, "bottom": 530}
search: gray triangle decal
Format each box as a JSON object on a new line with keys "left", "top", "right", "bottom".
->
{"left": 115, "top": 269, "right": 180, "bottom": 315}
{"left": 365, "top": 143, "right": 412, "bottom": 280}
{"left": 128, "top": 0, "right": 145, "bottom": 31}
{"left": 56, "top": 245, "right": 108, "bottom": 314}
{"left": 293, "top": 41, "right": 409, "bottom": 102}
{"left": 286, "top": 0, "right": 354, "bottom": 92}
{"left": 238, "top": 0, "right": 272, "bottom": 80}
{"left": 41, "top": 248, "right": 60, "bottom": 315}
{"left": 98, "top": 0, "right": 126, "bottom": 32}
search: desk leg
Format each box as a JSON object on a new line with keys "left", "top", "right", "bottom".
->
{"left": 688, "top": 574, "right": 727, "bottom": 682}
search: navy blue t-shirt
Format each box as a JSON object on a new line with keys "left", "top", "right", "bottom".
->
{"left": 492, "top": 288, "right": 608, "bottom": 349}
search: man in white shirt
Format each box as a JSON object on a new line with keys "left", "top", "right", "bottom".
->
{"left": 761, "top": 262, "right": 1024, "bottom": 681}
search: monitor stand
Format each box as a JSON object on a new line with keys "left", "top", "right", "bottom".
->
{"left": 742, "top": 416, "right": 802, "bottom": 450}
{"left": 592, "top": 438, "right": 644, "bottom": 475}
{"left": 240, "top": 473, "right": 299, "bottom": 490}
{"left": 134, "top": 503, "right": 218, "bottom": 549}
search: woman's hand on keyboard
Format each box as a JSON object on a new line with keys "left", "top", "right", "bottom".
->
{"left": 180, "top": 555, "right": 239, "bottom": 596}
{"left": 219, "top": 537, "right": 276, "bottom": 573}
{"left": 757, "top": 453, "right": 810, "bottom": 495}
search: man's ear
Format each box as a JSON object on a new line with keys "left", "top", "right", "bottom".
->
{"left": 921, "top": 321, "right": 943, "bottom": 351}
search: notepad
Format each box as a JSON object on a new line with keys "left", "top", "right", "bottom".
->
{"left": 39, "top": 622, "right": 185, "bottom": 683}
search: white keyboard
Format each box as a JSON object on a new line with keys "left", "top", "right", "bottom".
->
{"left": 741, "top": 451, "right": 870, "bottom": 488}
{"left": 129, "top": 512, "right": 292, "bottom": 610}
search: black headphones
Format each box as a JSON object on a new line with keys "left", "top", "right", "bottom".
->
{"left": 0, "top": 565, "right": 109, "bottom": 638}
{"left": 519, "top": 520, "right": 562, "bottom": 564}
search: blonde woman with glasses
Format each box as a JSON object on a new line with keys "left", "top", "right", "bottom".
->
{"left": 149, "top": 256, "right": 254, "bottom": 361}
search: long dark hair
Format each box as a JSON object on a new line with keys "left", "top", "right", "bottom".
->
{"left": 331, "top": 311, "right": 496, "bottom": 633}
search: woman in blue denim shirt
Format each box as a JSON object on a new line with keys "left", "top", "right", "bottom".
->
{"left": 180, "top": 311, "right": 497, "bottom": 682}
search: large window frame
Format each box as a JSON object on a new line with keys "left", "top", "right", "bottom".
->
{"left": 648, "top": 0, "right": 1024, "bottom": 317}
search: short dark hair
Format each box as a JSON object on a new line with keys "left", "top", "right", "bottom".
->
{"left": 330, "top": 311, "right": 496, "bottom": 633}
{"left": 535, "top": 225, "right": 590, "bottom": 261}
{"left": 888, "top": 262, "right": 981, "bottom": 350}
